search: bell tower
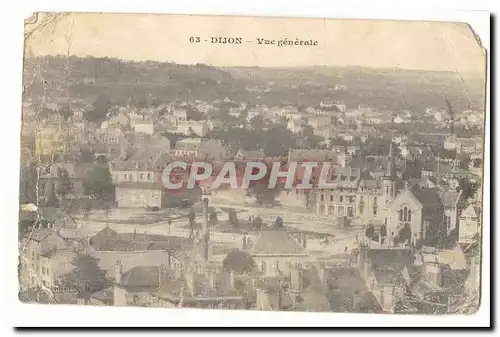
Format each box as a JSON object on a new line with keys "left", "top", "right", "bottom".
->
{"left": 382, "top": 141, "right": 397, "bottom": 206}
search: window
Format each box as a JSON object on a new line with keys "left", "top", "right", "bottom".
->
{"left": 374, "top": 197, "right": 378, "bottom": 206}
{"left": 340, "top": 196, "right": 344, "bottom": 203}
{"left": 320, "top": 194, "right": 324, "bottom": 202}
{"left": 408, "top": 210, "right": 412, "bottom": 222}
{"left": 329, "top": 195, "right": 333, "bottom": 202}
{"left": 373, "top": 206, "right": 377, "bottom": 215}
{"left": 140, "top": 173, "right": 144, "bottom": 180}
{"left": 384, "top": 217, "right": 387, "bottom": 225}
{"left": 399, "top": 207, "right": 412, "bottom": 222}
{"left": 148, "top": 173, "right": 152, "bottom": 180}
{"left": 359, "top": 204, "right": 364, "bottom": 215}
{"left": 347, "top": 207, "right": 354, "bottom": 217}
{"left": 41, "top": 267, "right": 45, "bottom": 275}
{"left": 338, "top": 206, "right": 345, "bottom": 216}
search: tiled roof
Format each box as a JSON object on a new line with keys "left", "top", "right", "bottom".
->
{"left": 121, "top": 266, "right": 160, "bottom": 288}
{"left": 410, "top": 187, "right": 444, "bottom": 223}
{"left": 288, "top": 149, "right": 337, "bottom": 163}
{"left": 250, "top": 229, "right": 306, "bottom": 256}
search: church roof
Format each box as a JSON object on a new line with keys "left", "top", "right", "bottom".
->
{"left": 250, "top": 229, "right": 306, "bottom": 256}
{"left": 410, "top": 186, "right": 444, "bottom": 223}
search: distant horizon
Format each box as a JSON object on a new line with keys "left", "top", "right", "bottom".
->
{"left": 25, "top": 54, "right": 485, "bottom": 77}
{"left": 25, "top": 13, "right": 486, "bottom": 75}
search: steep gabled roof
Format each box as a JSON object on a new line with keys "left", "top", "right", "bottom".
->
{"left": 120, "top": 266, "right": 160, "bottom": 288}
{"left": 437, "top": 190, "right": 462, "bottom": 208}
{"left": 250, "top": 229, "right": 306, "bottom": 256}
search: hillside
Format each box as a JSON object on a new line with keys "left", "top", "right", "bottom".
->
{"left": 23, "top": 56, "right": 485, "bottom": 113}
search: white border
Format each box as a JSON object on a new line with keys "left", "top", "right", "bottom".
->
{"left": 1, "top": 0, "right": 492, "bottom": 330}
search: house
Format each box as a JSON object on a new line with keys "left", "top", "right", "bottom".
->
{"left": 287, "top": 119, "right": 305, "bottom": 134}
{"left": 38, "top": 162, "right": 95, "bottom": 198}
{"left": 133, "top": 120, "right": 156, "bottom": 135}
{"left": 18, "top": 226, "right": 76, "bottom": 290}
{"left": 235, "top": 149, "right": 265, "bottom": 161}
{"left": 458, "top": 204, "right": 481, "bottom": 244}
{"left": 176, "top": 121, "right": 209, "bottom": 137}
{"left": 307, "top": 116, "right": 331, "bottom": 129}
{"left": 246, "top": 228, "right": 310, "bottom": 277}
{"left": 174, "top": 138, "right": 230, "bottom": 160}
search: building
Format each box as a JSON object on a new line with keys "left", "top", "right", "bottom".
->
{"left": 246, "top": 228, "right": 310, "bottom": 277}
{"left": 18, "top": 226, "right": 75, "bottom": 290}
{"left": 176, "top": 121, "right": 209, "bottom": 137}
{"left": 458, "top": 204, "right": 481, "bottom": 244}
{"left": 287, "top": 119, "right": 306, "bottom": 134}
{"left": 307, "top": 116, "right": 332, "bottom": 130}
{"left": 133, "top": 120, "right": 156, "bottom": 135}
{"left": 174, "top": 138, "right": 230, "bottom": 160}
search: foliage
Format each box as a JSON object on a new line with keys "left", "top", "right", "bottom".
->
{"left": 248, "top": 181, "right": 280, "bottom": 207}
{"left": 252, "top": 216, "right": 263, "bottom": 229}
{"left": 380, "top": 224, "right": 387, "bottom": 237}
{"left": 59, "top": 254, "right": 110, "bottom": 298}
{"left": 84, "top": 95, "right": 110, "bottom": 125}
{"left": 209, "top": 211, "right": 218, "bottom": 226}
{"left": 56, "top": 168, "right": 71, "bottom": 198}
{"left": 222, "top": 250, "right": 255, "bottom": 274}
{"left": 45, "top": 184, "right": 59, "bottom": 207}
{"left": 79, "top": 149, "right": 95, "bottom": 163}
{"left": 397, "top": 223, "right": 412, "bottom": 244}
{"left": 274, "top": 216, "right": 284, "bottom": 228}
{"left": 457, "top": 178, "right": 479, "bottom": 203}
{"left": 365, "top": 224, "right": 375, "bottom": 239}
{"left": 187, "top": 208, "right": 197, "bottom": 238}
{"left": 82, "top": 165, "right": 114, "bottom": 199}
{"left": 229, "top": 210, "right": 239, "bottom": 228}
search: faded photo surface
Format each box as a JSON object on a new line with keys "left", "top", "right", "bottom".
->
{"left": 19, "top": 13, "right": 486, "bottom": 314}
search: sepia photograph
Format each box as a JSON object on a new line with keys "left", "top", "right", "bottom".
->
{"left": 17, "top": 12, "right": 487, "bottom": 320}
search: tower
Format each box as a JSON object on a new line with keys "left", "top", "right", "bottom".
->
{"left": 382, "top": 141, "right": 397, "bottom": 205}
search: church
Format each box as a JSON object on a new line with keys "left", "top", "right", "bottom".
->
{"left": 314, "top": 141, "right": 462, "bottom": 248}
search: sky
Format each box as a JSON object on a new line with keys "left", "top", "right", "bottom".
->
{"left": 25, "top": 13, "right": 486, "bottom": 75}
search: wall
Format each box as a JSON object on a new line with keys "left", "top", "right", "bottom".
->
{"left": 115, "top": 187, "right": 162, "bottom": 208}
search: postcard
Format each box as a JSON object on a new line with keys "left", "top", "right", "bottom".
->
{"left": 19, "top": 12, "right": 486, "bottom": 315}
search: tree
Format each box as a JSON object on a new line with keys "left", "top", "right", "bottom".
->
{"left": 252, "top": 216, "right": 263, "bottom": 229}
{"left": 365, "top": 224, "right": 375, "bottom": 239}
{"left": 380, "top": 224, "right": 388, "bottom": 241}
{"left": 222, "top": 250, "right": 255, "bottom": 274}
{"left": 457, "top": 178, "right": 479, "bottom": 203}
{"left": 79, "top": 149, "right": 95, "bottom": 163}
{"left": 397, "top": 223, "right": 412, "bottom": 244}
{"left": 188, "top": 208, "right": 196, "bottom": 237}
{"left": 56, "top": 168, "right": 71, "bottom": 199}
{"left": 248, "top": 181, "right": 280, "bottom": 207}
{"left": 85, "top": 95, "right": 110, "bottom": 125}
{"left": 229, "top": 210, "right": 239, "bottom": 228}
{"left": 274, "top": 216, "right": 284, "bottom": 228}
{"left": 209, "top": 211, "right": 218, "bottom": 227}
{"left": 59, "top": 254, "right": 110, "bottom": 299}
{"left": 82, "top": 165, "right": 114, "bottom": 200}
{"left": 45, "top": 183, "right": 59, "bottom": 207}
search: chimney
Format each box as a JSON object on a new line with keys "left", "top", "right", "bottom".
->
{"left": 115, "top": 261, "right": 123, "bottom": 284}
